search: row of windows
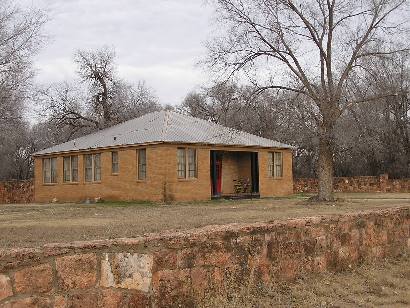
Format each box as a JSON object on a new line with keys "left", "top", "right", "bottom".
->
{"left": 43, "top": 148, "right": 149, "bottom": 184}
{"left": 43, "top": 149, "right": 283, "bottom": 183}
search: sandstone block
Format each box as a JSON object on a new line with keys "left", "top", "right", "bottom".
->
{"left": 0, "top": 274, "right": 13, "bottom": 301}
{"left": 152, "top": 250, "right": 177, "bottom": 272}
{"left": 14, "top": 263, "right": 53, "bottom": 294}
{"left": 100, "top": 289, "right": 127, "bottom": 307}
{"left": 3, "top": 296, "right": 52, "bottom": 308}
{"left": 127, "top": 290, "right": 151, "bottom": 308}
{"left": 66, "top": 291, "right": 99, "bottom": 308}
{"left": 100, "top": 252, "right": 153, "bottom": 292}
{"left": 56, "top": 253, "right": 97, "bottom": 290}
{"left": 152, "top": 269, "right": 192, "bottom": 308}
{"left": 54, "top": 295, "right": 68, "bottom": 308}
{"left": 190, "top": 267, "right": 209, "bottom": 297}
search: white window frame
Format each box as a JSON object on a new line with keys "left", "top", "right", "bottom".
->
{"left": 43, "top": 157, "right": 57, "bottom": 184}
{"left": 177, "top": 148, "right": 197, "bottom": 179}
{"left": 63, "top": 155, "right": 79, "bottom": 183}
{"left": 269, "top": 151, "right": 283, "bottom": 178}
{"left": 111, "top": 151, "right": 119, "bottom": 174}
{"left": 137, "top": 148, "right": 147, "bottom": 180}
{"left": 84, "top": 153, "right": 101, "bottom": 182}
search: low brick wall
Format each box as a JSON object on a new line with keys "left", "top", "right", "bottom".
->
{"left": 294, "top": 174, "right": 410, "bottom": 193}
{"left": 0, "top": 207, "right": 409, "bottom": 307}
{"left": 0, "top": 180, "right": 33, "bottom": 204}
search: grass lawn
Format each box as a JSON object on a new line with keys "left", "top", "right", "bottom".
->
{"left": 0, "top": 193, "right": 409, "bottom": 248}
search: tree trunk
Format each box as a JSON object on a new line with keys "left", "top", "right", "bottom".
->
{"left": 317, "top": 126, "right": 335, "bottom": 201}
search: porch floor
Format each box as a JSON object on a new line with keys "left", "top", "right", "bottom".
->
{"left": 212, "top": 193, "right": 260, "bottom": 200}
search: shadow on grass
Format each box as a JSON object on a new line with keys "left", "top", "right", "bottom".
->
{"left": 81, "top": 194, "right": 311, "bottom": 208}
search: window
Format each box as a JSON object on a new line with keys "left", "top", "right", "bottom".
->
{"left": 187, "top": 149, "right": 197, "bottom": 178}
{"left": 63, "top": 156, "right": 79, "bottom": 183}
{"left": 137, "top": 149, "right": 146, "bottom": 180}
{"left": 111, "top": 151, "right": 119, "bottom": 174}
{"left": 268, "top": 153, "right": 273, "bottom": 177}
{"left": 177, "top": 148, "right": 197, "bottom": 179}
{"left": 177, "top": 148, "right": 186, "bottom": 178}
{"left": 84, "top": 153, "right": 101, "bottom": 182}
{"left": 94, "top": 154, "right": 101, "bottom": 181}
{"left": 43, "top": 157, "right": 57, "bottom": 184}
{"left": 85, "top": 154, "right": 93, "bottom": 182}
{"left": 268, "top": 152, "right": 283, "bottom": 178}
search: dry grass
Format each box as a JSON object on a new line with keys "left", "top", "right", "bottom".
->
{"left": 202, "top": 254, "right": 410, "bottom": 307}
{"left": 0, "top": 193, "right": 409, "bottom": 248}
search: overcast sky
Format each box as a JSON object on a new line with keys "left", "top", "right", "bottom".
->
{"left": 17, "top": 0, "right": 214, "bottom": 105}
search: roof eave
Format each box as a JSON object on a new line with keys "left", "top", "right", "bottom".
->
{"left": 32, "top": 140, "right": 295, "bottom": 157}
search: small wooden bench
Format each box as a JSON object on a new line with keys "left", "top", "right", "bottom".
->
{"left": 233, "top": 178, "right": 251, "bottom": 194}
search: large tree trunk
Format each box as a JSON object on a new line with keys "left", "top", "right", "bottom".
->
{"left": 317, "top": 126, "right": 335, "bottom": 201}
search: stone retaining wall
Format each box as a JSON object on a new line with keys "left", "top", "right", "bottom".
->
{"left": 294, "top": 174, "right": 410, "bottom": 193}
{"left": 0, "top": 180, "right": 33, "bottom": 204}
{"left": 0, "top": 207, "right": 409, "bottom": 307}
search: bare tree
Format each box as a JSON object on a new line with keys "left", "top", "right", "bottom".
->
{"left": 74, "top": 47, "right": 117, "bottom": 128}
{"left": 0, "top": 1, "right": 46, "bottom": 122}
{"left": 39, "top": 47, "right": 161, "bottom": 141}
{"left": 0, "top": 1, "right": 46, "bottom": 180}
{"left": 207, "top": 0, "right": 409, "bottom": 200}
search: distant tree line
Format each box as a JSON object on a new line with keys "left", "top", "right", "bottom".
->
{"left": 179, "top": 55, "right": 410, "bottom": 179}
{"left": 0, "top": 0, "right": 408, "bottom": 187}
{"left": 0, "top": 2, "right": 160, "bottom": 180}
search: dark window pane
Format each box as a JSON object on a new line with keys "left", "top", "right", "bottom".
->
{"left": 85, "top": 154, "right": 93, "bottom": 182}
{"left": 50, "top": 158, "right": 57, "bottom": 183}
{"left": 94, "top": 154, "right": 101, "bottom": 181}
{"left": 63, "top": 157, "right": 70, "bottom": 182}
{"left": 274, "top": 152, "right": 283, "bottom": 178}
{"left": 112, "top": 151, "right": 119, "bottom": 174}
{"left": 177, "top": 148, "right": 186, "bottom": 178}
{"left": 187, "top": 149, "right": 197, "bottom": 178}
{"left": 43, "top": 158, "right": 51, "bottom": 183}
{"left": 138, "top": 149, "right": 146, "bottom": 180}
{"left": 71, "top": 156, "right": 78, "bottom": 182}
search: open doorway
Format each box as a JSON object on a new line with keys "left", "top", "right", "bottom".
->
{"left": 210, "top": 150, "right": 259, "bottom": 198}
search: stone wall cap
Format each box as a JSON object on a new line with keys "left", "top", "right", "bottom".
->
{"left": 0, "top": 206, "right": 408, "bottom": 272}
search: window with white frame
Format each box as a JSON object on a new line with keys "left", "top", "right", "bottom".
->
{"left": 111, "top": 151, "right": 119, "bottom": 174}
{"left": 84, "top": 153, "right": 101, "bottom": 182}
{"left": 43, "top": 157, "right": 57, "bottom": 184}
{"left": 177, "top": 148, "right": 197, "bottom": 179}
{"left": 63, "top": 156, "right": 79, "bottom": 183}
{"left": 268, "top": 152, "right": 283, "bottom": 178}
{"left": 137, "top": 148, "right": 147, "bottom": 180}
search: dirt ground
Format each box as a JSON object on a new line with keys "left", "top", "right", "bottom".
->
{"left": 203, "top": 254, "right": 410, "bottom": 307}
{"left": 0, "top": 193, "right": 409, "bottom": 248}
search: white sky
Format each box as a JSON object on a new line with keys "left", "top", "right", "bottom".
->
{"left": 16, "top": 0, "right": 215, "bottom": 105}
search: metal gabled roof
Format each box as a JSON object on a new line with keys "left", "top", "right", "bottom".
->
{"left": 34, "top": 110, "right": 293, "bottom": 155}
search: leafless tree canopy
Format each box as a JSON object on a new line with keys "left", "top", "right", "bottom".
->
{"left": 207, "top": 0, "right": 409, "bottom": 200}
{"left": 38, "top": 47, "right": 161, "bottom": 143}
{"left": 0, "top": 1, "right": 46, "bottom": 180}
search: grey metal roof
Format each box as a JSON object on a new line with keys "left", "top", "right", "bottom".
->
{"left": 34, "top": 111, "right": 293, "bottom": 155}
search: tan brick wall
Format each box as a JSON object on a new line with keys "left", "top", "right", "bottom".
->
{"left": 35, "top": 145, "right": 168, "bottom": 203}
{"left": 220, "top": 151, "right": 252, "bottom": 194}
{"left": 34, "top": 144, "right": 293, "bottom": 203}
{"left": 259, "top": 149, "right": 294, "bottom": 197}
